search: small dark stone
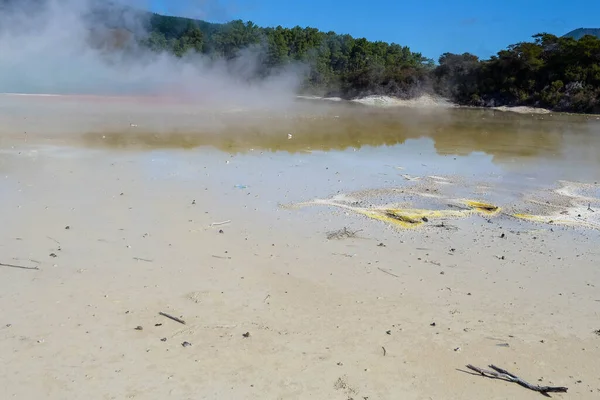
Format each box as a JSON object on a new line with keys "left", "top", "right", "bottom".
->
{"left": 218, "top": 229, "right": 224, "bottom": 234}
{"left": 155, "top": 323, "right": 162, "bottom": 327}
{"left": 191, "top": 200, "right": 196, "bottom": 205}
{"left": 242, "top": 332, "right": 250, "bottom": 338}
{"left": 467, "top": 292, "right": 472, "bottom": 296}
{"left": 378, "top": 243, "right": 386, "bottom": 247}
{"left": 65, "top": 226, "right": 70, "bottom": 230}
{"left": 160, "top": 338, "right": 167, "bottom": 342}
{"left": 386, "top": 330, "right": 391, "bottom": 335}
{"left": 422, "top": 217, "right": 429, "bottom": 222}
{"left": 49, "top": 253, "right": 57, "bottom": 258}
{"left": 430, "top": 322, "right": 436, "bottom": 327}
{"left": 500, "top": 233, "right": 505, "bottom": 238}
{"left": 182, "top": 341, "right": 192, "bottom": 347}
{"left": 134, "top": 326, "right": 143, "bottom": 331}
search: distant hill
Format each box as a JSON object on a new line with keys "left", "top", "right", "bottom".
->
{"left": 562, "top": 28, "right": 600, "bottom": 40}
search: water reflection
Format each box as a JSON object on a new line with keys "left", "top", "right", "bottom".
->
{"left": 2, "top": 96, "right": 600, "bottom": 172}
{"left": 77, "top": 105, "right": 600, "bottom": 164}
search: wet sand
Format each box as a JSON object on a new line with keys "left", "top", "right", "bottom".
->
{"left": 1, "top": 96, "right": 600, "bottom": 399}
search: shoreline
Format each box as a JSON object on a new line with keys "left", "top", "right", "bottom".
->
{"left": 298, "top": 93, "right": 600, "bottom": 117}
{"left": 2, "top": 92, "right": 593, "bottom": 116}
{"left": 1, "top": 96, "right": 600, "bottom": 399}
{"left": 1, "top": 142, "right": 600, "bottom": 399}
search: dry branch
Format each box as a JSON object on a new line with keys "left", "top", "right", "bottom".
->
{"left": 466, "top": 364, "right": 568, "bottom": 394}
{"left": 159, "top": 312, "right": 186, "bottom": 325}
{"left": 377, "top": 267, "right": 399, "bottom": 278}
{"left": 210, "top": 220, "right": 231, "bottom": 227}
{"left": 1, "top": 262, "right": 39, "bottom": 270}
{"left": 326, "top": 227, "right": 362, "bottom": 240}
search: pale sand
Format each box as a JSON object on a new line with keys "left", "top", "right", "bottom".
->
{"left": 350, "top": 94, "right": 454, "bottom": 108}
{"left": 1, "top": 145, "right": 600, "bottom": 400}
{"left": 491, "top": 105, "right": 552, "bottom": 115}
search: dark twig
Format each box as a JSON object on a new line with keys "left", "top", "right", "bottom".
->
{"left": 159, "top": 312, "right": 186, "bottom": 325}
{"left": 377, "top": 267, "right": 399, "bottom": 278}
{"left": 1, "top": 262, "right": 39, "bottom": 270}
{"left": 382, "top": 346, "right": 386, "bottom": 356}
{"left": 326, "top": 227, "right": 362, "bottom": 240}
{"left": 466, "top": 364, "right": 568, "bottom": 394}
{"left": 47, "top": 236, "right": 61, "bottom": 245}
{"left": 133, "top": 257, "right": 153, "bottom": 262}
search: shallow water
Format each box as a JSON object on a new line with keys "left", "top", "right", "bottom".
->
{"left": 2, "top": 94, "right": 600, "bottom": 229}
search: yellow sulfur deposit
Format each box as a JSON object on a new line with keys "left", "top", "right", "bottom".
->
{"left": 513, "top": 213, "right": 600, "bottom": 229}
{"left": 513, "top": 213, "right": 545, "bottom": 221}
{"left": 356, "top": 208, "right": 472, "bottom": 229}
{"left": 463, "top": 200, "right": 501, "bottom": 215}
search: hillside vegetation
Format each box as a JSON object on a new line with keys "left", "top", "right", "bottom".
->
{"left": 563, "top": 28, "right": 600, "bottom": 40}
{"left": 3, "top": 0, "right": 600, "bottom": 113}
{"left": 141, "top": 15, "right": 600, "bottom": 113}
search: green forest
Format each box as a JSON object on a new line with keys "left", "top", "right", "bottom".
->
{"left": 139, "top": 14, "right": 600, "bottom": 113}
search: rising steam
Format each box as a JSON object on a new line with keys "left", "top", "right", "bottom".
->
{"left": 0, "top": 0, "right": 306, "bottom": 109}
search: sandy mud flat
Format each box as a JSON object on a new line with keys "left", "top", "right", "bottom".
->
{"left": 1, "top": 96, "right": 600, "bottom": 399}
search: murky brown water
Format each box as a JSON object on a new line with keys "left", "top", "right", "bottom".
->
{"left": 2, "top": 94, "right": 600, "bottom": 180}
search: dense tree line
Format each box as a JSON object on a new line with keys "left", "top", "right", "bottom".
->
{"left": 139, "top": 14, "right": 600, "bottom": 113}
{"left": 434, "top": 34, "right": 600, "bottom": 113}
{"left": 139, "top": 15, "right": 433, "bottom": 98}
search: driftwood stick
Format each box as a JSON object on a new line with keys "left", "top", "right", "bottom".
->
{"left": 159, "top": 312, "right": 186, "bottom": 325}
{"left": 46, "top": 236, "right": 61, "bottom": 245}
{"left": 210, "top": 220, "right": 231, "bottom": 227}
{"left": 1, "top": 262, "right": 39, "bottom": 270}
{"left": 466, "top": 364, "right": 568, "bottom": 394}
{"left": 133, "top": 257, "right": 153, "bottom": 262}
{"left": 377, "top": 267, "right": 400, "bottom": 278}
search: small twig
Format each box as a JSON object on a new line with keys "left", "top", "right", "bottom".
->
{"left": 588, "top": 203, "right": 595, "bottom": 212}
{"left": 263, "top": 294, "right": 270, "bottom": 303}
{"left": 382, "top": 346, "right": 386, "bottom": 356}
{"left": 46, "top": 236, "right": 61, "bottom": 245}
{"left": 326, "top": 227, "right": 362, "bottom": 240}
{"left": 331, "top": 253, "right": 355, "bottom": 258}
{"left": 159, "top": 312, "right": 186, "bottom": 325}
{"left": 466, "top": 364, "right": 568, "bottom": 394}
{"left": 210, "top": 220, "right": 231, "bottom": 227}
{"left": 133, "top": 257, "right": 153, "bottom": 262}
{"left": 1, "top": 262, "right": 39, "bottom": 270}
{"left": 377, "top": 267, "right": 399, "bottom": 278}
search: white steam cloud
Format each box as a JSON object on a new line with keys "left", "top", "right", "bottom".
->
{"left": 0, "top": 0, "right": 306, "bottom": 109}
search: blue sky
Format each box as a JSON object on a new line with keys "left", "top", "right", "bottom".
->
{"left": 149, "top": 0, "right": 600, "bottom": 60}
